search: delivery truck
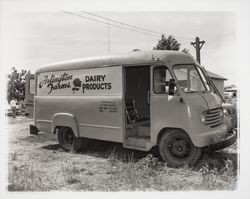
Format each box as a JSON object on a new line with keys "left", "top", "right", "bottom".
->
{"left": 29, "top": 50, "right": 236, "bottom": 167}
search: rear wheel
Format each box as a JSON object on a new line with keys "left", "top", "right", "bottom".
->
{"left": 159, "top": 129, "right": 202, "bottom": 167}
{"left": 58, "top": 127, "right": 88, "bottom": 152}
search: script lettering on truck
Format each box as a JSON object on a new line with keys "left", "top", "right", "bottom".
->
{"left": 39, "top": 73, "right": 73, "bottom": 94}
{"left": 37, "top": 66, "right": 122, "bottom": 96}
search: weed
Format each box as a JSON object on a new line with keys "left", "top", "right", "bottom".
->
{"left": 200, "top": 164, "right": 218, "bottom": 190}
{"left": 78, "top": 181, "right": 94, "bottom": 191}
{"left": 11, "top": 152, "right": 18, "bottom": 161}
{"left": 40, "top": 152, "right": 58, "bottom": 162}
{"left": 62, "top": 164, "right": 81, "bottom": 184}
{"left": 106, "top": 154, "right": 169, "bottom": 190}
{"left": 13, "top": 165, "right": 18, "bottom": 172}
{"left": 65, "top": 175, "right": 80, "bottom": 184}
{"left": 199, "top": 158, "right": 237, "bottom": 190}
{"left": 222, "top": 159, "right": 235, "bottom": 174}
{"left": 86, "top": 170, "right": 94, "bottom": 176}
{"left": 106, "top": 169, "right": 118, "bottom": 175}
{"left": 8, "top": 183, "right": 24, "bottom": 191}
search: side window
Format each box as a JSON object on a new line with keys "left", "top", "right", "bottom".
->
{"left": 153, "top": 66, "right": 172, "bottom": 94}
{"left": 29, "top": 79, "right": 35, "bottom": 95}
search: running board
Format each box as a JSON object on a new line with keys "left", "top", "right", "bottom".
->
{"left": 124, "top": 136, "right": 152, "bottom": 151}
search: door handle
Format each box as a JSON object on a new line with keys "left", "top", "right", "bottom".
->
{"left": 147, "top": 91, "right": 150, "bottom": 104}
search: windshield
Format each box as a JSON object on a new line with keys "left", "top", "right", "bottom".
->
{"left": 173, "top": 64, "right": 211, "bottom": 93}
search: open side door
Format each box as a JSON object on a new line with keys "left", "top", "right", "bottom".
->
{"left": 25, "top": 73, "right": 35, "bottom": 118}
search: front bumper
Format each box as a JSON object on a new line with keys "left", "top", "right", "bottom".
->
{"left": 205, "top": 130, "right": 237, "bottom": 151}
{"left": 194, "top": 124, "right": 228, "bottom": 147}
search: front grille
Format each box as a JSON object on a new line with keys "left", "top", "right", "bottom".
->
{"left": 205, "top": 108, "right": 223, "bottom": 128}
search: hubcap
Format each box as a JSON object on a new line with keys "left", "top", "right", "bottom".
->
{"left": 62, "top": 130, "right": 75, "bottom": 146}
{"left": 168, "top": 138, "right": 190, "bottom": 158}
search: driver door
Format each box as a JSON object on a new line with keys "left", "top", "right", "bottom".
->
{"left": 150, "top": 65, "right": 183, "bottom": 144}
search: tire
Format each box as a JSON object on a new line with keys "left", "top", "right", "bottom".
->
{"left": 58, "top": 127, "right": 88, "bottom": 152}
{"left": 159, "top": 129, "right": 202, "bottom": 167}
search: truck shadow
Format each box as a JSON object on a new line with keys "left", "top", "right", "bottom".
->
{"left": 42, "top": 144, "right": 61, "bottom": 150}
{"left": 41, "top": 139, "right": 156, "bottom": 162}
{"left": 19, "top": 133, "right": 149, "bottom": 161}
{"left": 41, "top": 139, "right": 238, "bottom": 172}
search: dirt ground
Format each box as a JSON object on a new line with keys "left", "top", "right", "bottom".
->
{"left": 7, "top": 116, "right": 238, "bottom": 191}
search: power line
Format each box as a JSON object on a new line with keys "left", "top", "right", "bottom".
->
{"left": 107, "top": 20, "right": 110, "bottom": 54}
{"left": 80, "top": 10, "right": 194, "bottom": 41}
{"left": 62, "top": 11, "right": 160, "bottom": 38}
{"left": 63, "top": 11, "right": 194, "bottom": 42}
{"left": 80, "top": 11, "right": 164, "bottom": 37}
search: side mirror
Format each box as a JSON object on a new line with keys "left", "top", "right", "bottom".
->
{"left": 168, "top": 79, "right": 175, "bottom": 95}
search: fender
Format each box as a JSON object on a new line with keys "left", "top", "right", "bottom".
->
{"left": 155, "top": 127, "right": 179, "bottom": 146}
{"left": 52, "top": 113, "right": 79, "bottom": 137}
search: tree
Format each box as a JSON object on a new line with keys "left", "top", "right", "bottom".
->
{"left": 7, "top": 67, "right": 28, "bottom": 103}
{"left": 182, "top": 48, "right": 191, "bottom": 55}
{"left": 153, "top": 34, "right": 181, "bottom": 51}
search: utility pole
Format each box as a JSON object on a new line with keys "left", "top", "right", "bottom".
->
{"left": 107, "top": 20, "right": 110, "bottom": 55}
{"left": 191, "top": 36, "right": 205, "bottom": 64}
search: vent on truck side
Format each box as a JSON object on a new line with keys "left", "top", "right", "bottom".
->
{"left": 205, "top": 108, "right": 223, "bottom": 128}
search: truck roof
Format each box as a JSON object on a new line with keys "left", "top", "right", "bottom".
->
{"left": 36, "top": 50, "right": 196, "bottom": 73}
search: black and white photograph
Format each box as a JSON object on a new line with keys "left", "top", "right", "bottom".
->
{"left": 1, "top": 0, "right": 250, "bottom": 198}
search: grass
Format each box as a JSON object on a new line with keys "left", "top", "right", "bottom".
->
{"left": 9, "top": 163, "right": 47, "bottom": 191}
{"left": 7, "top": 117, "right": 238, "bottom": 191}
{"left": 101, "top": 151, "right": 237, "bottom": 191}
{"left": 10, "top": 152, "right": 18, "bottom": 161}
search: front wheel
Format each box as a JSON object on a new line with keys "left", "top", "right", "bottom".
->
{"left": 159, "top": 129, "right": 202, "bottom": 167}
{"left": 58, "top": 127, "right": 88, "bottom": 152}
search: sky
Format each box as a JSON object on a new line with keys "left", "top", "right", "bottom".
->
{"left": 0, "top": 0, "right": 239, "bottom": 86}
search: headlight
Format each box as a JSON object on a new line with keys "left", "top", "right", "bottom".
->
{"left": 201, "top": 113, "right": 206, "bottom": 123}
{"left": 223, "top": 109, "right": 229, "bottom": 116}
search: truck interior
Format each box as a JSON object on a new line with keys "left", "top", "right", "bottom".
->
{"left": 124, "top": 65, "right": 151, "bottom": 149}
